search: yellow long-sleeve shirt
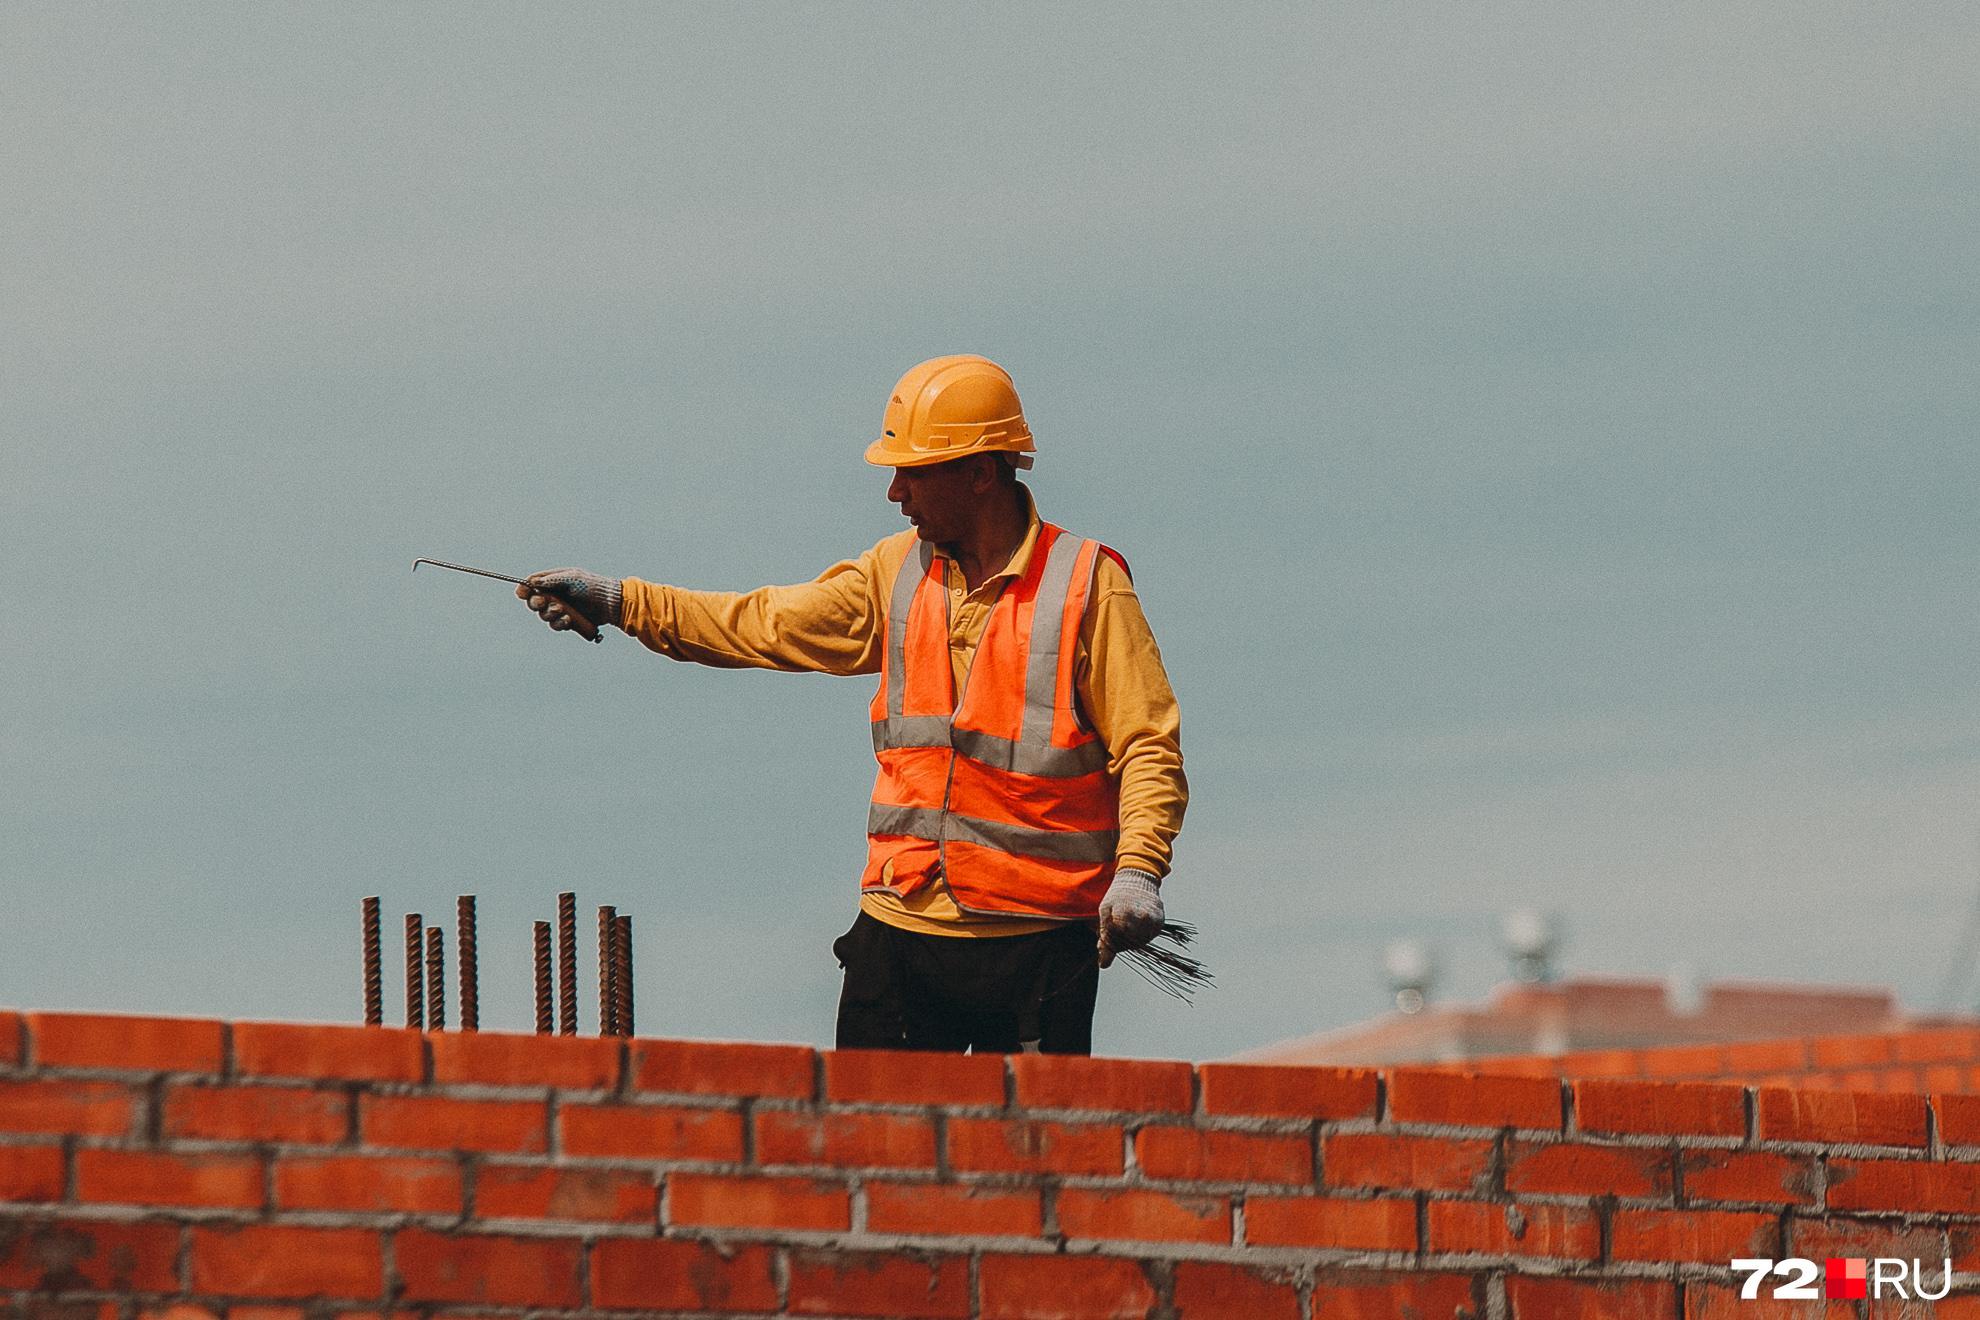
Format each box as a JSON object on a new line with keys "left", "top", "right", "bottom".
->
{"left": 617, "top": 492, "right": 1186, "bottom": 938}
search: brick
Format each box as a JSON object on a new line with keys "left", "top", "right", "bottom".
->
{"left": 1827, "top": 1158, "right": 1980, "bottom": 1215}
{"left": 1427, "top": 1200, "right": 1598, "bottom": 1259}
{"left": 430, "top": 1030, "right": 620, "bottom": 1090}
{"left": 667, "top": 1172, "right": 849, "bottom": 1232}
{"left": 274, "top": 1155, "right": 462, "bottom": 1215}
{"left": 1724, "top": 1039, "right": 1811, "bottom": 1074}
{"left": 1308, "top": 1271, "right": 1477, "bottom": 1319}
{"left": 824, "top": 1049, "right": 1005, "bottom": 1106}
{"left": 1756, "top": 1087, "right": 1927, "bottom": 1146}
{"left": 1680, "top": 1149, "right": 1818, "bottom": 1206}
{"left": 1896, "top": 1027, "right": 1980, "bottom": 1064}
{"left": 394, "top": 1227, "right": 580, "bottom": 1306}
{"left": 1134, "top": 1126, "right": 1313, "bottom": 1187}
{"left": 865, "top": 1181, "right": 1042, "bottom": 1237}
{"left": 0, "top": 1147, "right": 64, "bottom": 1202}
{"left": 190, "top": 1224, "right": 383, "bottom": 1300}
{"left": 786, "top": 1250, "right": 969, "bottom": 1319}
{"left": 229, "top": 1309, "right": 307, "bottom": 1320}
{"left": 76, "top": 1148, "right": 263, "bottom": 1210}
{"left": 0, "top": 1079, "right": 138, "bottom": 1137}
{"left": 1609, "top": 1207, "right": 1776, "bottom": 1262}
{"left": 164, "top": 1084, "right": 349, "bottom": 1145}
{"left": 1009, "top": 1053, "right": 1192, "bottom": 1114}
{"left": 1801, "top": 1214, "right": 1945, "bottom": 1265}
{"left": 0, "top": 1012, "right": 20, "bottom": 1066}
{"left": 361, "top": 1095, "right": 546, "bottom": 1153}
{"left": 1923, "top": 1062, "right": 1966, "bottom": 1092}
{"left": 1810, "top": 1033, "right": 1896, "bottom": 1069}
{"left": 1574, "top": 1078, "right": 1747, "bottom": 1138}
{"left": 28, "top": 1012, "right": 225, "bottom": 1074}
{"left": 1173, "top": 1262, "right": 1300, "bottom": 1320}
{"left": 558, "top": 1101, "right": 743, "bottom": 1161}
{"left": 1934, "top": 1092, "right": 1980, "bottom": 1146}
{"left": 630, "top": 1039, "right": 816, "bottom": 1100}
{"left": 755, "top": 1109, "right": 937, "bottom": 1170}
{"left": 591, "top": 1237, "right": 779, "bottom": 1312}
{"left": 1197, "top": 1063, "right": 1379, "bottom": 1119}
{"left": 1683, "top": 1283, "right": 1856, "bottom": 1319}
{"left": 1244, "top": 1195, "right": 1415, "bottom": 1250}
{"left": 1506, "top": 1276, "right": 1677, "bottom": 1319}
{"left": 1554, "top": 1047, "right": 1639, "bottom": 1077}
{"left": 1057, "top": 1187, "right": 1230, "bottom": 1244}
{"left": 978, "top": 1254, "right": 1156, "bottom": 1320}
{"left": 1388, "top": 1069, "right": 1561, "bottom": 1130}
{"left": 474, "top": 1164, "right": 653, "bottom": 1222}
{"left": 947, "top": 1117, "right": 1124, "bottom": 1176}
{"left": 1507, "top": 1141, "right": 1672, "bottom": 1199}
{"left": 0, "top": 1218, "right": 180, "bottom": 1290}
{"left": 233, "top": 1022, "right": 424, "bottom": 1083}
{"left": 1323, "top": 1131, "right": 1491, "bottom": 1192}
{"left": 1953, "top": 1224, "right": 1980, "bottom": 1271}
{"left": 1629, "top": 1042, "right": 1730, "bottom": 1079}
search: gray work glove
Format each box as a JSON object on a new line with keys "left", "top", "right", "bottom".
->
{"left": 1096, "top": 868, "right": 1164, "bottom": 969}
{"left": 517, "top": 568, "right": 622, "bottom": 644}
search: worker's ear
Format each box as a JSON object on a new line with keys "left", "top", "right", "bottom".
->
{"left": 969, "top": 453, "right": 1003, "bottom": 494}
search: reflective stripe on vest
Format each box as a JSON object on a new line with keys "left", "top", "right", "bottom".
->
{"left": 865, "top": 803, "right": 1118, "bottom": 864}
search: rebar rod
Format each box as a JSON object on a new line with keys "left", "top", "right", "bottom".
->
{"left": 404, "top": 913, "right": 424, "bottom": 1030}
{"left": 533, "top": 920, "right": 553, "bottom": 1034}
{"left": 361, "top": 897, "right": 382, "bottom": 1027}
{"left": 597, "top": 905, "right": 618, "bottom": 1037}
{"left": 614, "top": 913, "right": 634, "bottom": 1039}
{"left": 457, "top": 895, "right": 478, "bottom": 1033}
{"left": 425, "top": 926, "right": 445, "bottom": 1031}
{"left": 557, "top": 891, "right": 577, "bottom": 1036}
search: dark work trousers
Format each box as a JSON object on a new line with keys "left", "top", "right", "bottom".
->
{"left": 832, "top": 912, "right": 1101, "bottom": 1055}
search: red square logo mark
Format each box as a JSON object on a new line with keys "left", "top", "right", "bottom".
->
{"left": 1826, "top": 1257, "right": 1867, "bottom": 1300}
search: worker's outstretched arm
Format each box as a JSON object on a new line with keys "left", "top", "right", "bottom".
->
{"left": 526, "top": 536, "right": 898, "bottom": 675}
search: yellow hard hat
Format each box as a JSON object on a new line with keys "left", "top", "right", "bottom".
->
{"left": 864, "top": 355, "right": 1036, "bottom": 469}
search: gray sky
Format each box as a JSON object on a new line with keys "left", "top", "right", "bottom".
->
{"left": 4, "top": 4, "right": 1976, "bottom": 1060}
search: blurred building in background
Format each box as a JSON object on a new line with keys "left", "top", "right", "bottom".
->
{"left": 1234, "top": 976, "right": 1947, "bottom": 1067}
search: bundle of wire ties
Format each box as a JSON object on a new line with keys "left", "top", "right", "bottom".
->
{"left": 1118, "top": 920, "right": 1213, "bottom": 1003}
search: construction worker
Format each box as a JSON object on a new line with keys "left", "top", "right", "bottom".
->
{"left": 517, "top": 355, "right": 1186, "bottom": 1054}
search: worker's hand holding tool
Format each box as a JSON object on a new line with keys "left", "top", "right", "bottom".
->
{"left": 1096, "top": 868, "right": 1164, "bottom": 968}
{"left": 517, "top": 568, "right": 622, "bottom": 643}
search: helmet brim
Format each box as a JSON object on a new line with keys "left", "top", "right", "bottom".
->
{"left": 863, "top": 437, "right": 1035, "bottom": 469}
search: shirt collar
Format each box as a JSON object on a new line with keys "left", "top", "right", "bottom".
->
{"left": 968, "top": 483, "right": 1042, "bottom": 586}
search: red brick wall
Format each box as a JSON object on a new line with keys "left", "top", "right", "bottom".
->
{"left": 1450, "top": 1026, "right": 1980, "bottom": 1096}
{"left": 3, "top": 1010, "right": 1980, "bottom": 1318}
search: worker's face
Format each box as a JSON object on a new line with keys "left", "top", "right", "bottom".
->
{"left": 887, "top": 456, "right": 997, "bottom": 543}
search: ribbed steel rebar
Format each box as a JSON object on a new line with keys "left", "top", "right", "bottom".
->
{"left": 404, "top": 913, "right": 424, "bottom": 1030}
{"left": 597, "top": 905, "right": 618, "bottom": 1037}
{"left": 361, "top": 897, "right": 382, "bottom": 1027}
{"left": 557, "top": 891, "right": 577, "bottom": 1036}
{"left": 533, "top": 920, "right": 553, "bottom": 1034}
{"left": 614, "top": 913, "right": 634, "bottom": 1038}
{"left": 425, "top": 925, "right": 445, "bottom": 1031}
{"left": 456, "top": 895, "right": 478, "bottom": 1033}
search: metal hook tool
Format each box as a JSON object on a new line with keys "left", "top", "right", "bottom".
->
{"left": 414, "top": 558, "right": 603, "bottom": 641}
{"left": 412, "top": 557, "right": 528, "bottom": 586}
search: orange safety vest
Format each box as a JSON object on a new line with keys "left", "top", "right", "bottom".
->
{"left": 862, "top": 522, "right": 1121, "bottom": 920}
